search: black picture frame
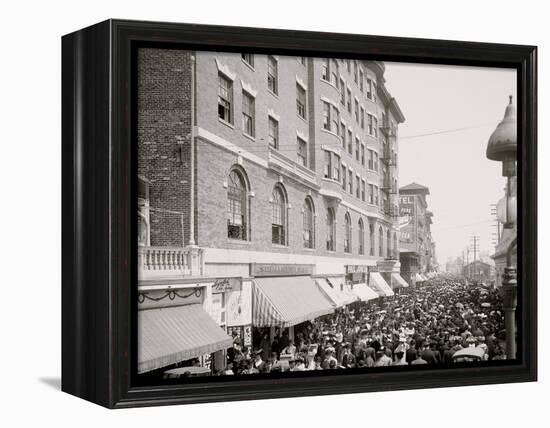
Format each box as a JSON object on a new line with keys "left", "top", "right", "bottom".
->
{"left": 61, "top": 19, "right": 537, "bottom": 409}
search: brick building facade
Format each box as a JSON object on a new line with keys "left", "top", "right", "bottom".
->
{"left": 137, "top": 49, "right": 406, "bottom": 373}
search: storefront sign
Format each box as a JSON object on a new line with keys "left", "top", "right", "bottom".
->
{"left": 345, "top": 265, "right": 369, "bottom": 274}
{"left": 251, "top": 263, "right": 314, "bottom": 277}
{"left": 377, "top": 260, "right": 397, "bottom": 272}
{"left": 212, "top": 277, "right": 241, "bottom": 293}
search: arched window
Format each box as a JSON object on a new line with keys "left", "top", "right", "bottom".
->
{"left": 378, "top": 226, "right": 383, "bottom": 257}
{"left": 303, "top": 197, "right": 315, "bottom": 249}
{"left": 271, "top": 184, "right": 287, "bottom": 245}
{"left": 227, "top": 168, "right": 248, "bottom": 240}
{"left": 344, "top": 213, "right": 352, "bottom": 253}
{"left": 369, "top": 223, "right": 375, "bottom": 256}
{"left": 394, "top": 232, "right": 398, "bottom": 259}
{"left": 358, "top": 218, "right": 365, "bottom": 255}
{"left": 326, "top": 208, "right": 335, "bottom": 251}
{"left": 387, "top": 229, "right": 391, "bottom": 258}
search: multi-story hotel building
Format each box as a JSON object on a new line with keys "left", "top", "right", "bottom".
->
{"left": 398, "top": 183, "right": 437, "bottom": 285}
{"left": 136, "top": 49, "right": 406, "bottom": 374}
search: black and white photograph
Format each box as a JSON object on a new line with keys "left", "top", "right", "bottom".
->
{"left": 136, "top": 50, "right": 519, "bottom": 381}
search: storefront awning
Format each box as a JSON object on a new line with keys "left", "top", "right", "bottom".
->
{"left": 253, "top": 276, "right": 334, "bottom": 328}
{"left": 391, "top": 273, "right": 409, "bottom": 288}
{"left": 368, "top": 272, "right": 394, "bottom": 297}
{"left": 315, "top": 277, "right": 357, "bottom": 307}
{"left": 138, "top": 304, "right": 233, "bottom": 374}
{"left": 349, "top": 282, "right": 379, "bottom": 302}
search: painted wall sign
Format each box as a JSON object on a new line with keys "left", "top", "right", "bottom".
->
{"left": 251, "top": 263, "right": 314, "bottom": 277}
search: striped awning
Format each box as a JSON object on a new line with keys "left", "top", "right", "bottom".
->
{"left": 138, "top": 304, "right": 233, "bottom": 374}
{"left": 392, "top": 273, "right": 409, "bottom": 288}
{"left": 253, "top": 276, "right": 334, "bottom": 328}
{"left": 349, "top": 282, "right": 379, "bottom": 302}
{"left": 315, "top": 277, "right": 357, "bottom": 307}
{"left": 369, "top": 272, "right": 395, "bottom": 297}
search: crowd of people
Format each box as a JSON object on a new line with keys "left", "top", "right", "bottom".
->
{"left": 222, "top": 276, "right": 507, "bottom": 376}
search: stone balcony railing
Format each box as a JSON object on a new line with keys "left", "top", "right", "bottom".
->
{"left": 268, "top": 147, "right": 317, "bottom": 186}
{"left": 138, "top": 245, "right": 204, "bottom": 280}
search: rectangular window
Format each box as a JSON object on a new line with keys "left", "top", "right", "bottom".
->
{"left": 359, "top": 69, "right": 364, "bottom": 91}
{"left": 360, "top": 106, "right": 365, "bottom": 129}
{"left": 374, "top": 186, "right": 379, "bottom": 205}
{"left": 368, "top": 114, "right": 374, "bottom": 135}
{"left": 297, "top": 137, "right": 307, "bottom": 167}
{"left": 361, "top": 179, "right": 366, "bottom": 201}
{"left": 348, "top": 170, "right": 353, "bottom": 194}
{"left": 356, "top": 174, "right": 361, "bottom": 198}
{"left": 331, "top": 106, "right": 339, "bottom": 133}
{"left": 367, "top": 78, "right": 373, "bottom": 99}
{"left": 333, "top": 155, "right": 340, "bottom": 181}
{"left": 331, "top": 60, "right": 339, "bottom": 86}
{"left": 340, "top": 123, "right": 346, "bottom": 148}
{"left": 241, "top": 53, "right": 254, "bottom": 67}
{"left": 368, "top": 184, "right": 374, "bottom": 204}
{"left": 340, "top": 78, "right": 345, "bottom": 105}
{"left": 355, "top": 138, "right": 360, "bottom": 161}
{"left": 361, "top": 143, "right": 365, "bottom": 165}
{"left": 374, "top": 152, "right": 379, "bottom": 171}
{"left": 347, "top": 130, "right": 353, "bottom": 154}
{"left": 368, "top": 149, "right": 374, "bottom": 170}
{"left": 268, "top": 116, "right": 279, "bottom": 149}
{"left": 321, "top": 59, "right": 329, "bottom": 81}
{"left": 322, "top": 101, "right": 331, "bottom": 131}
{"left": 242, "top": 91, "right": 255, "bottom": 137}
{"left": 372, "top": 82, "right": 377, "bottom": 101}
{"left": 296, "top": 84, "right": 307, "bottom": 119}
{"left": 218, "top": 74, "right": 233, "bottom": 123}
{"left": 267, "top": 56, "right": 278, "bottom": 94}
{"left": 355, "top": 99, "right": 359, "bottom": 122}
{"left": 342, "top": 165, "right": 347, "bottom": 190}
{"left": 353, "top": 61, "right": 358, "bottom": 83}
{"left": 347, "top": 88, "right": 352, "bottom": 113}
{"left": 347, "top": 59, "right": 351, "bottom": 72}
{"left": 373, "top": 117, "right": 378, "bottom": 137}
{"left": 323, "top": 151, "right": 331, "bottom": 179}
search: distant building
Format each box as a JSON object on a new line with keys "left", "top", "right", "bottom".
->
{"left": 398, "top": 183, "right": 437, "bottom": 285}
{"left": 463, "top": 260, "right": 493, "bottom": 284}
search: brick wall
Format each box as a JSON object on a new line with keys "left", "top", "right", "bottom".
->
{"left": 137, "top": 48, "right": 193, "bottom": 246}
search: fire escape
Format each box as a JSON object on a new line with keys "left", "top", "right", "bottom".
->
{"left": 379, "top": 120, "right": 399, "bottom": 218}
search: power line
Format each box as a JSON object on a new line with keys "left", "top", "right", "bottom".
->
{"left": 399, "top": 123, "right": 494, "bottom": 140}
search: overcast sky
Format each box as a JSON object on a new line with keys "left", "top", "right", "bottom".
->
{"left": 383, "top": 62, "right": 516, "bottom": 266}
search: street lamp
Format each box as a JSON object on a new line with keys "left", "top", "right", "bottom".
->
{"left": 486, "top": 95, "right": 517, "bottom": 359}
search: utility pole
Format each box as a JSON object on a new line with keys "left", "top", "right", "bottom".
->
{"left": 470, "top": 235, "right": 480, "bottom": 282}
{"left": 490, "top": 204, "right": 501, "bottom": 244}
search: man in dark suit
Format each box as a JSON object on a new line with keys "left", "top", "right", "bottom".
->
{"left": 421, "top": 342, "right": 441, "bottom": 365}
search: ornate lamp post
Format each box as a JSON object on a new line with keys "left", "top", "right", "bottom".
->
{"left": 486, "top": 95, "right": 517, "bottom": 359}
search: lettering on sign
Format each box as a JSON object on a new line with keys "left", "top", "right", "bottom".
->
{"left": 345, "top": 265, "right": 369, "bottom": 274}
{"left": 212, "top": 277, "right": 241, "bottom": 293}
{"left": 251, "top": 263, "right": 314, "bottom": 277}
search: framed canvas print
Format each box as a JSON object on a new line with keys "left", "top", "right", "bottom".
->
{"left": 61, "top": 19, "right": 537, "bottom": 408}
